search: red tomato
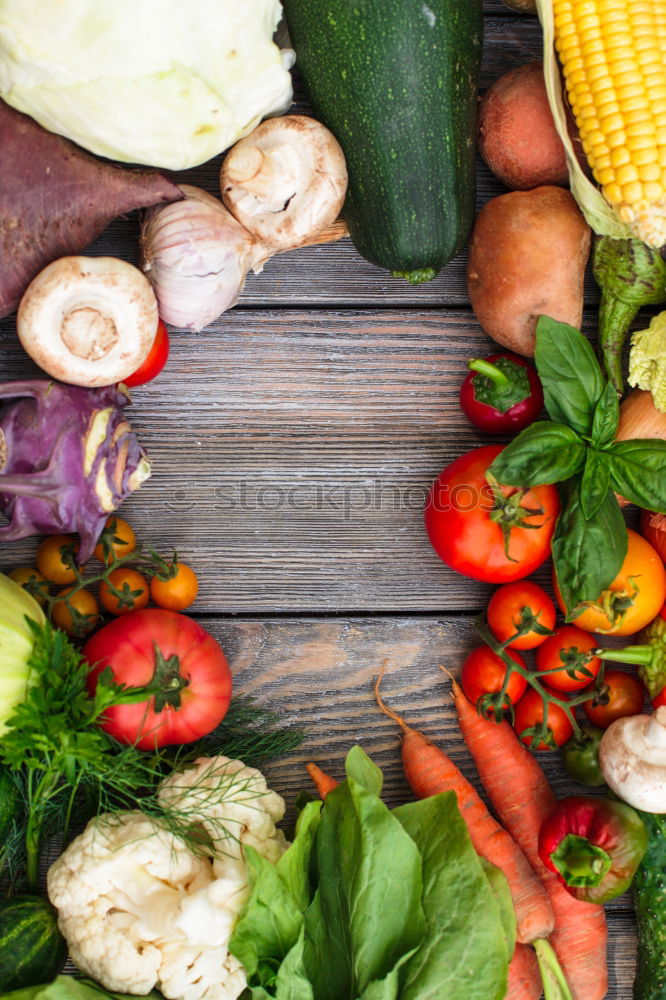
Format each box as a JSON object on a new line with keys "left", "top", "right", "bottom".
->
{"left": 424, "top": 445, "right": 560, "bottom": 583}
{"left": 513, "top": 688, "right": 575, "bottom": 749}
{"left": 583, "top": 669, "right": 646, "bottom": 729}
{"left": 554, "top": 529, "right": 666, "bottom": 636}
{"left": 487, "top": 580, "right": 556, "bottom": 649}
{"left": 122, "top": 319, "right": 170, "bottom": 387}
{"left": 83, "top": 608, "right": 232, "bottom": 749}
{"left": 461, "top": 646, "right": 528, "bottom": 714}
{"left": 535, "top": 625, "right": 601, "bottom": 692}
{"left": 654, "top": 687, "right": 666, "bottom": 708}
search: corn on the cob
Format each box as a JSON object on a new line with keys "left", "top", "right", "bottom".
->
{"left": 552, "top": 0, "right": 666, "bottom": 248}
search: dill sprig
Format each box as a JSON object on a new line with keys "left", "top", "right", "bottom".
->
{"left": 0, "top": 622, "right": 305, "bottom": 893}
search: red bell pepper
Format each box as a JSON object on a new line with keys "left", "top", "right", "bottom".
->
{"left": 459, "top": 352, "right": 544, "bottom": 433}
{"left": 538, "top": 795, "right": 648, "bottom": 904}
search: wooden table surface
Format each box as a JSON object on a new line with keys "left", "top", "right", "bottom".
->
{"left": 0, "top": 4, "right": 638, "bottom": 997}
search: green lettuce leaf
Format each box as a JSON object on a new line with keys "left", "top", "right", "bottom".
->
{"left": 393, "top": 793, "right": 509, "bottom": 1000}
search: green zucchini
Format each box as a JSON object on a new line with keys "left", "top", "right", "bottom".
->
{"left": 633, "top": 812, "right": 666, "bottom": 1000}
{"left": 0, "top": 895, "right": 67, "bottom": 992}
{"left": 282, "top": 0, "right": 483, "bottom": 283}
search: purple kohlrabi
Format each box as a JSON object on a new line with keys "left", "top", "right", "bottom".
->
{"left": 0, "top": 380, "right": 151, "bottom": 561}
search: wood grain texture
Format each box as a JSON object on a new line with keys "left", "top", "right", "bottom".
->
{"left": 0, "top": 309, "right": 610, "bottom": 613}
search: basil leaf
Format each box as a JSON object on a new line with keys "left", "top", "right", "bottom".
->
{"left": 302, "top": 776, "right": 425, "bottom": 1000}
{"left": 580, "top": 450, "right": 611, "bottom": 519}
{"left": 534, "top": 317, "right": 605, "bottom": 435}
{"left": 489, "top": 422, "right": 586, "bottom": 487}
{"left": 394, "top": 793, "right": 509, "bottom": 1000}
{"left": 590, "top": 381, "right": 620, "bottom": 447}
{"left": 608, "top": 439, "right": 666, "bottom": 512}
{"left": 552, "top": 480, "right": 627, "bottom": 617}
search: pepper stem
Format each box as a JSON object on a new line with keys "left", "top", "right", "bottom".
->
{"left": 551, "top": 834, "right": 612, "bottom": 887}
{"left": 533, "top": 939, "right": 574, "bottom": 1000}
{"left": 595, "top": 645, "right": 655, "bottom": 668}
{"left": 467, "top": 358, "right": 511, "bottom": 390}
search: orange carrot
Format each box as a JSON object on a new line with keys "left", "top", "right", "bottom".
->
{"left": 374, "top": 675, "right": 554, "bottom": 945}
{"left": 506, "top": 943, "right": 542, "bottom": 1000}
{"left": 306, "top": 761, "right": 339, "bottom": 800}
{"left": 449, "top": 676, "right": 608, "bottom": 1000}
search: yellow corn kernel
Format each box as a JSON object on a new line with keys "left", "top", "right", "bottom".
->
{"left": 552, "top": 0, "right": 666, "bottom": 246}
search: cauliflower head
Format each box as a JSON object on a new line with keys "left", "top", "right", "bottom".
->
{"left": 157, "top": 755, "right": 288, "bottom": 866}
{"left": 629, "top": 311, "right": 666, "bottom": 413}
{"left": 47, "top": 758, "right": 288, "bottom": 1000}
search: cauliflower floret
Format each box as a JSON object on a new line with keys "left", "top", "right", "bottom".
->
{"left": 47, "top": 811, "right": 248, "bottom": 1000}
{"left": 628, "top": 312, "right": 666, "bottom": 412}
{"left": 157, "top": 755, "right": 288, "bottom": 865}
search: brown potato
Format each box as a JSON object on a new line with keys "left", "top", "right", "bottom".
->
{"left": 478, "top": 62, "right": 569, "bottom": 190}
{"left": 466, "top": 186, "right": 591, "bottom": 356}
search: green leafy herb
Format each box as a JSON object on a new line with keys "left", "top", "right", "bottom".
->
{"left": 551, "top": 480, "right": 627, "bottom": 618}
{"left": 534, "top": 317, "right": 605, "bottom": 435}
{"left": 490, "top": 317, "right": 666, "bottom": 615}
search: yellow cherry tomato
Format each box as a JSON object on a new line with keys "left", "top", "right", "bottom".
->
{"left": 99, "top": 568, "right": 150, "bottom": 616}
{"left": 94, "top": 517, "right": 137, "bottom": 564}
{"left": 7, "top": 566, "right": 49, "bottom": 605}
{"left": 52, "top": 587, "right": 100, "bottom": 637}
{"left": 36, "top": 535, "right": 79, "bottom": 585}
{"left": 150, "top": 563, "right": 199, "bottom": 611}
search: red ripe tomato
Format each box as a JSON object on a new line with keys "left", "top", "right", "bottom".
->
{"left": 487, "top": 580, "right": 556, "bottom": 649}
{"left": 122, "top": 319, "right": 170, "bottom": 387}
{"left": 83, "top": 608, "right": 231, "bottom": 749}
{"left": 513, "top": 688, "right": 575, "bottom": 749}
{"left": 461, "top": 646, "right": 528, "bottom": 714}
{"left": 583, "top": 669, "right": 646, "bottom": 729}
{"left": 424, "top": 445, "right": 560, "bottom": 583}
{"left": 535, "top": 625, "right": 601, "bottom": 692}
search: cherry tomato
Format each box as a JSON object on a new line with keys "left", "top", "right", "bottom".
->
{"left": 535, "top": 625, "right": 601, "bottom": 692}
{"left": 461, "top": 646, "right": 528, "bottom": 714}
{"left": 487, "top": 580, "right": 556, "bottom": 650}
{"left": 99, "top": 568, "right": 150, "bottom": 616}
{"left": 52, "top": 587, "right": 100, "bottom": 637}
{"left": 150, "top": 562, "right": 199, "bottom": 611}
{"left": 459, "top": 353, "right": 544, "bottom": 434}
{"left": 513, "top": 688, "right": 575, "bottom": 749}
{"left": 36, "top": 535, "right": 79, "bottom": 585}
{"left": 93, "top": 517, "right": 137, "bottom": 564}
{"left": 122, "top": 319, "right": 170, "bottom": 388}
{"left": 8, "top": 566, "right": 49, "bottom": 605}
{"left": 583, "top": 669, "right": 646, "bottom": 729}
{"left": 554, "top": 529, "right": 666, "bottom": 636}
{"left": 83, "top": 608, "right": 232, "bottom": 749}
{"left": 424, "top": 445, "right": 560, "bottom": 584}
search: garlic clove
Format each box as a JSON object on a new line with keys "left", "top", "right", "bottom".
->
{"left": 17, "top": 257, "right": 158, "bottom": 388}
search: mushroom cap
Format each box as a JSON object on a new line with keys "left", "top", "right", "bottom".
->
{"left": 220, "top": 115, "right": 348, "bottom": 251}
{"left": 18, "top": 256, "right": 158, "bottom": 387}
{"left": 599, "top": 707, "right": 666, "bottom": 813}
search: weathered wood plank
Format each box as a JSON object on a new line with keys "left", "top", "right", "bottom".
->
{"left": 0, "top": 308, "right": 613, "bottom": 613}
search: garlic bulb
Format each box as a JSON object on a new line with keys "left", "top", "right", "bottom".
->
{"left": 141, "top": 185, "right": 271, "bottom": 333}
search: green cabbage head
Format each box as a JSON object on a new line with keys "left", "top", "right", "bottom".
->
{"left": 0, "top": 0, "right": 293, "bottom": 170}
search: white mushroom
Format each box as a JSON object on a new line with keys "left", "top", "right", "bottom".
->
{"left": 220, "top": 115, "right": 348, "bottom": 251}
{"left": 17, "top": 256, "right": 158, "bottom": 388}
{"left": 599, "top": 706, "right": 666, "bottom": 813}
